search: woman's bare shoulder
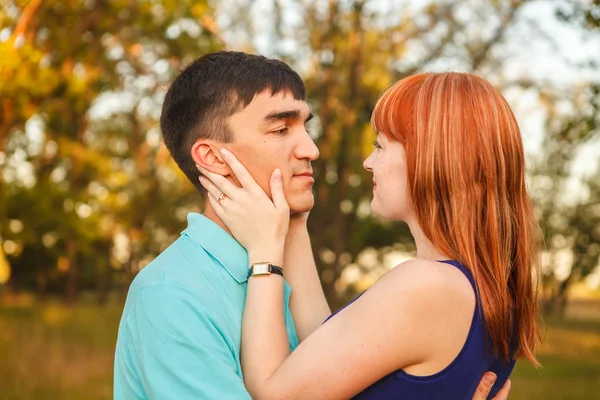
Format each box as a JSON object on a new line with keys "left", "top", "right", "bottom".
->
{"left": 372, "top": 258, "right": 476, "bottom": 315}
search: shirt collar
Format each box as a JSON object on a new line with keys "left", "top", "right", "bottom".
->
{"left": 181, "top": 212, "right": 249, "bottom": 283}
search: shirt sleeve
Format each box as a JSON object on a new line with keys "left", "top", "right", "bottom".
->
{"left": 121, "top": 281, "right": 251, "bottom": 400}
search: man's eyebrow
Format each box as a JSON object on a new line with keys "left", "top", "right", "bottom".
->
{"left": 264, "top": 110, "right": 301, "bottom": 121}
{"left": 263, "top": 110, "right": 313, "bottom": 122}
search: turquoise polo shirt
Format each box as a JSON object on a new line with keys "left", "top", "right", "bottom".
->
{"left": 114, "top": 213, "right": 299, "bottom": 399}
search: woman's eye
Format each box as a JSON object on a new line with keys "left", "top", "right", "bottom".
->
{"left": 372, "top": 140, "right": 382, "bottom": 150}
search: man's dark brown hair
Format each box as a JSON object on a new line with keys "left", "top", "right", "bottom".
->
{"left": 160, "top": 51, "right": 306, "bottom": 193}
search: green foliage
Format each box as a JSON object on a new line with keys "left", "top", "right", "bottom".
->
{"left": 0, "top": 0, "right": 220, "bottom": 299}
{"left": 0, "top": 0, "right": 599, "bottom": 308}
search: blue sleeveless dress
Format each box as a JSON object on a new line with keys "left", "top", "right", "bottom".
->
{"left": 324, "top": 260, "right": 515, "bottom": 399}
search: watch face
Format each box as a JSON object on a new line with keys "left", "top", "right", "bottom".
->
{"left": 253, "top": 263, "right": 270, "bottom": 275}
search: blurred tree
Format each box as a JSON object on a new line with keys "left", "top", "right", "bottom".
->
{"left": 531, "top": 84, "right": 600, "bottom": 315}
{"left": 255, "top": 0, "right": 547, "bottom": 303}
{"left": 0, "top": 0, "right": 221, "bottom": 303}
{"left": 1, "top": 0, "right": 598, "bottom": 313}
{"left": 533, "top": 0, "right": 600, "bottom": 315}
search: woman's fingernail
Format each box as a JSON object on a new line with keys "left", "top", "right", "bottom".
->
{"left": 196, "top": 164, "right": 202, "bottom": 171}
{"left": 483, "top": 373, "right": 496, "bottom": 385}
{"left": 220, "top": 148, "right": 230, "bottom": 157}
{"left": 274, "top": 169, "right": 282, "bottom": 180}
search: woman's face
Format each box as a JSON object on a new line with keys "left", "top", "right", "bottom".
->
{"left": 363, "top": 134, "right": 414, "bottom": 221}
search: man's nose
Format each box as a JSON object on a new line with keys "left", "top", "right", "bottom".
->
{"left": 296, "top": 131, "right": 320, "bottom": 161}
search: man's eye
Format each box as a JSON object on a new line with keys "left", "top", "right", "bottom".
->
{"left": 274, "top": 127, "right": 289, "bottom": 135}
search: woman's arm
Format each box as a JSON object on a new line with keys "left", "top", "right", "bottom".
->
{"left": 241, "top": 245, "right": 291, "bottom": 396}
{"left": 283, "top": 214, "right": 331, "bottom": 342}
{"left": 196, "top": 151, "right": 482, "bottom": 400}
{"left": 241, "top": 259, "right": 470, "bottom": 400}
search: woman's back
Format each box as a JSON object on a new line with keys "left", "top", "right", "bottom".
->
{"left": 325, "top": 260, "right": 515, "bottom": 399}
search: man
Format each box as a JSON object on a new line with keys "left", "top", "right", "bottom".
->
{"left": 114, "top": 51, "right": 510, "bottom": 399}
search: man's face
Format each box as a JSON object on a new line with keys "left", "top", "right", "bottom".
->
{"left": 225, "top": 90, "right": 319, "bottom": 213}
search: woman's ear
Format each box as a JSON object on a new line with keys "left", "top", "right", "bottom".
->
{"left": 191, "top": 139, "right": 230, "bottom": 176}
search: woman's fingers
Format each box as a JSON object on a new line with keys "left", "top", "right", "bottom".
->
{"left": 491, "top": 379, "right": 511, "bottom": 400}
{"left": 196, "top": 164, "right": 239, "bottom": 200}
{"left": 270, "top": 169, "right": 289, "bottom": 213}
{"left": 198, "top": 175, "right": 228, "bottom": 211}
{"left": 220, "top": 149, "right": 260, "bottom": 192}
{"left": 205, "top": 189, "right": 226, "bottom": 217}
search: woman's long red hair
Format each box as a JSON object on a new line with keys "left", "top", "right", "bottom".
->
{"left": 372, "top": 72, "right": 540, "bottom": 365}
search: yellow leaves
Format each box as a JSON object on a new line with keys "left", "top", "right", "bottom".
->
{"left": 128, "top": 43, "right": 143, "bottom": 57}
{"left": 191, "top": 3, "right": 209, "bottom": 19}
{"left": 23, "top": 101, "right": 37, "bottom": 119}
{"left": 61, "top": 57, "right": 74, "bottom": 77}
{"left": 0, "top": 243, "right": 10, "bottom": 284}
{"left": 425, "top": 2, "right": 438, "bottom": 15}
{"left": 200, "top": 15, "right": 219, "bottom": 34}
{"left": 0, "top": 40, "right": 60, "bottom": 99}
{"left": 360, "top": 124, "right": 376, "bottom": 159}
{"left": 192, "top": 1, "right": 220, "bottom": 36}
{"left": 57, "top": 257, "right": 70, "bottom": 273}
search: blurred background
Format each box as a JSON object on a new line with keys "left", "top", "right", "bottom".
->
{"left": 1, "top": 0, "right": 599, "bottom": 398}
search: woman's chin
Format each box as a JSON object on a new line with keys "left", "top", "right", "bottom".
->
{"left": 370, "top": 201, "right": 386, "bottom": 219}
{"left": 371, "top": 201, "right": 405, "bottom": 221}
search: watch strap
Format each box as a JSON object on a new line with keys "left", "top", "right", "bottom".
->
{"left": 248, "top": 263, "right": 284, "bottom": 278}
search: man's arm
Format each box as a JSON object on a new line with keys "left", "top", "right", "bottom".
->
{"left": 283, "top": 214, "right": 331, "bottom": 341}
{"left": 116, "top": 282, "right": 251, "bottom": 400}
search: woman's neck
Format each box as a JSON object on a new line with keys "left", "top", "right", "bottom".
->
{"left": 406, "top": 218, "right": 449, "bottom": 261}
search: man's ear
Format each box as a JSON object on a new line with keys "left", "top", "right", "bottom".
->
{"left": 191, "top": 139, "right": 230, "bottom": 176}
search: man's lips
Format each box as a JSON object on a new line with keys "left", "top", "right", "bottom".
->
{"left": 293, "top": 172, "right": 314, "bottom": 181}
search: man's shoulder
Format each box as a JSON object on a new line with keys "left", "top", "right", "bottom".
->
{"left": 128, "top": 234, "right": 211, "bottom": 292}
{"left": 118, "top": 278, "right": 218, "bottom": 343}
{"left": 121, "top": 236, "right": 218, "bottom": 320}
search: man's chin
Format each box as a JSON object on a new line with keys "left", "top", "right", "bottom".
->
{"left": 288, "top": 195, "right": 315, "bottom": 214}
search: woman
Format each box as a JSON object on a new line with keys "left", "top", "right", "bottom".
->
{"left": 198, "top": 72, "right": 540, "bottom": 399}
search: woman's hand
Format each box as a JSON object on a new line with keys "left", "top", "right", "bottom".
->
{"left": 197, "top": 149, "right": 290, "bottom": 262}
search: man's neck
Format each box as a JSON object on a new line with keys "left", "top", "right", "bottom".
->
{"left": 203, "top": 203, "right": 233, "bottom": 236}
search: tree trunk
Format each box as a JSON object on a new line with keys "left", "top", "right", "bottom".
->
{"left": 65, "top": 240, "right": 78, "bottom": 304}
{"left": 36, "top": 267, "right": 47, "bottom": 303}
{"left": 95, "top": 241, "right": 111, "bottom": 306}
{"left": 547, "top": 262, "right": 580, "bottom": 317}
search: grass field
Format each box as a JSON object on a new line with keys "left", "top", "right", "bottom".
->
{"left": 1, "top": 294, "right": 599, "bottom": 399}
{"left": 511, "top": 316, "right": 600, "bottom": 399}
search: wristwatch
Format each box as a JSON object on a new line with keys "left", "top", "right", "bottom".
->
{"left": 248, "top": 262, "right": 284, "bottom": 278}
